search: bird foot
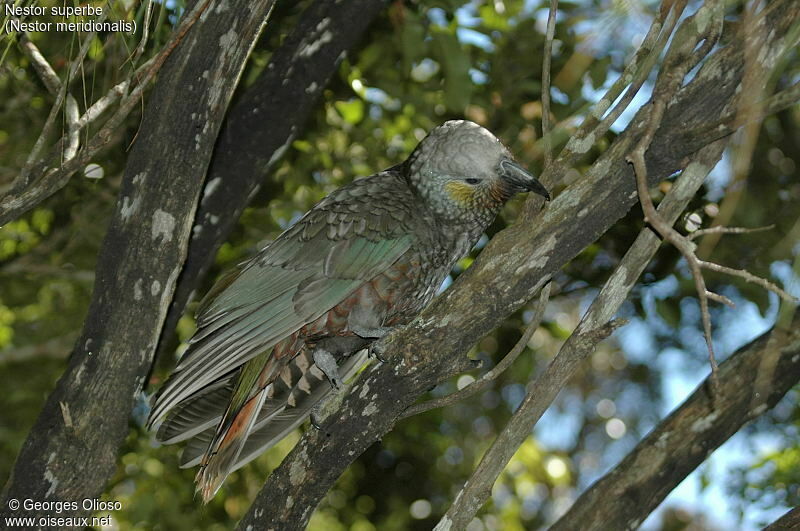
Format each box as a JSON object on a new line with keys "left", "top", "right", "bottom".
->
{"left": 309, "top": 408, "right": 334, "bottom": 438}
{"left": 368, "top": 343, "right": 388, "bottom": 363}
{"left": 350, "top": 325, "right": 397, "bottom": 363}
{"left": 310, "top": 386, "right": 346, "bottom": 436}
{"left": 310, "top": 413, "right": 321, "bottom": 430}
{"left": 350, "top": 325, "right": 394, "bottom": 340}
{"left": 312, "top": 347, "right": 343, "bottom": 390}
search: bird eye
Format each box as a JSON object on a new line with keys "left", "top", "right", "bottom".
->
{"left": 465, "top": 178, "right": 481, "bottom": 185}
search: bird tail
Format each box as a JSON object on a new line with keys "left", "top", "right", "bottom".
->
{"left": 195, "top": 350, "right": 276, "bottom": 503}
{"left": 152, "top": 345, "right": 370, "bottom": 502}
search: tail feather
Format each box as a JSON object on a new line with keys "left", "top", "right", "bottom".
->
{"left": 153, "top": 342, "right": 370, "bottom": 503}
{"left": 170, "top": 349, "right": 369, "bottom": 500}
{"left": 156, "top": 376, "right": 234, "bottom": 444}
{"left": 178, "top": 397, "right": 287, "bottom": 468}
{"left": 221, "top": 349, "right": 369, "bottom": 472}
{"left": 195, "top": 385, "right": 270, "bottom": 502}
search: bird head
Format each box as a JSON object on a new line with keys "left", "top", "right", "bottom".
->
{"left": 405, "top": 120, "right": 549, "bottom": 225}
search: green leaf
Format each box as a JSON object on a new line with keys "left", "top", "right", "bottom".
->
{"left": 478, "top": 5, "right": 509, "bottom": 31}
{"left": 334, "top": 99, "right": 365, "bottom": 125}
{"left": 292, "top": 139, "right": 313, "bottom": 153}
{"left": 430, "top": 28, "right": 472, "bottom": 112}
{"left": 398, "top": 11, "right": 427, "bottom": 75}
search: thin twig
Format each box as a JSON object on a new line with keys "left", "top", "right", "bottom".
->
{"left": 700, "top": 261, "right": 797, "bottom": 302}
{"left": 18, "top": 35, "right": 81, "bottom": 171}
{"left": 629, "top": 103, "right": 722, "bottom": 374}
{"left": 627, "top": 0, "right": 727, "bottom": 378}
{"left": 522, "top": 0, "right": 687, "bottom": 209}
{"left": 15, "top": 6, "right": 110, "bottom": 188}
{"left": 540, "top": 0, "right": 558, "bottom": 168}
{"left": 697, "top": 2, "right": 775, "bottom": 260}
{"left": 62, "top": 94, "right": 80, "bottom": 162}
{"left": 705, "top": 291, "right": 735, "bottom": 308}
{"left": 688, "top": 224, "right": 774, "bottom": 240}
{"left": 77, "top": 57, "right": 154, "bottom": 130}
{"left": 132, "top": 0, "right": 155, "bottom": 66}
{"left": 400, "top": 282, "right": 552, "bottom": 420}
{"left": 0, "top": 0, "right": 213, "bottom": 226}
{"left": 433, "top": 319, "right": 626, "bottom": 531}
{"left": 560, "top": 1, "right": 686, "bottom": 163}
{"left": 626, "top": 0, "right": 798, "bottom": 383}
{"left": 19, "top": 36, "right": 60, "bottom": 94}
{"left": 551, "top": 309, "right": 800, "bottom": 531}
{"left": 591, "top": 1, "right": 687, "bottom": 139}
{"left": 76, "top": 80, "right": 130, "bottom": 129}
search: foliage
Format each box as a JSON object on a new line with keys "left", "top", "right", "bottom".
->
{"left": 0, "top": 0, "right": 798, "bottom": 529}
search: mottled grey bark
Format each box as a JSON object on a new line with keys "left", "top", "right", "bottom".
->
{"left": 238, "top": 1, "right": 800, "bottom": 526}
{"left": 158, "top": 0, "right": 389, "bottom": 361}
{"left": 765, "top": 506, "right": 800, "bottom": 530}
{"left": 551, "top": 310, "right": 800, "bottom": 531}
{"left": 0, "top": 0, "right": 276, "bottom": 522}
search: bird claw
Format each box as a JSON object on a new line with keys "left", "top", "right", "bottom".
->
{"left": 350, "top": 325, "right": 393, "bottom": 340}
{"left": 351, "top": 325, "right": 399, "bottom": 363}
{"left": 368, "top": 343, "right": 387, "bottom": 363}
{"left": 310, "top": 412, "right": 322, "bottom": 431}
{"left": 309, "top": 410, "right": 332, "bottom": 438}
{"left": 312, "top": 348, "right": 343, "bottom": 390}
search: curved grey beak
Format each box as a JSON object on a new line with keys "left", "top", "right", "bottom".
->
{"left": 500, "top": 159, "right": 550, "bottom": 201}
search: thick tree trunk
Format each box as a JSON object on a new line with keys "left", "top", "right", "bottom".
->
{"left": 0, "top": 0, "right": 276, "bottom": 522}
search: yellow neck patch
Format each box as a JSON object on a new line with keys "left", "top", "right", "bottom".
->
{"left": 445, "top": 181, "right": 476, "bottom": 205}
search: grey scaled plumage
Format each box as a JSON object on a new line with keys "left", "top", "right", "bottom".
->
{"left": 147, "top": 119, "right": 550, "bottom": 501}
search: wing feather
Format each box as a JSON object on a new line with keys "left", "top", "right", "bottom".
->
{"left": 149, "top": 171, "right": 416, "bottom": 426}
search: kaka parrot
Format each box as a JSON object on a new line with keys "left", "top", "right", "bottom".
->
{"left": 147, "top": 120, "right": 550, "bottom": 501}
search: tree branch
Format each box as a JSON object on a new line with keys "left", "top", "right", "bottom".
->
{"left": 765, "top": 506, "right": 800, "bottom": 530}
{"left": 435, "top": 138, "right": 727, "bottom": 529}
{"left": 238, "top": 2, "right": 800, "bottom": 525}
{"left": 13, "top": 7, "right": 109, "bottom": 191}
{"left": 549, "top": 0, "right": 686, "bottom": 186}
{"left": 540, "top": 0, "right": 559, "bottom": 167}
{"left": 0, "top": 2, "right": 202, "bottom": 225}
{"left": 627, "top": 0, "right": 796, "bottom": 381}
{"left": 400, "top": 282, "right": 552, "bottom": 420}
{"left": 436, "top": 319, "right": 625, "bottom": 530}
{"left": 551, "top": 309, "right": 800, "bottom": 531}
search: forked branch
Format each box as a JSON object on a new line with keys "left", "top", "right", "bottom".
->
{"left": 436, "top": 139, "right": 728, "bottom": 529}
{"left": 627, "top": 0, "right": 797, "bottom": 377}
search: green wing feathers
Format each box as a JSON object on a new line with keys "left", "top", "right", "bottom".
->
{"left": 149, "top": 172, "right": 416, "bottom": 434}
